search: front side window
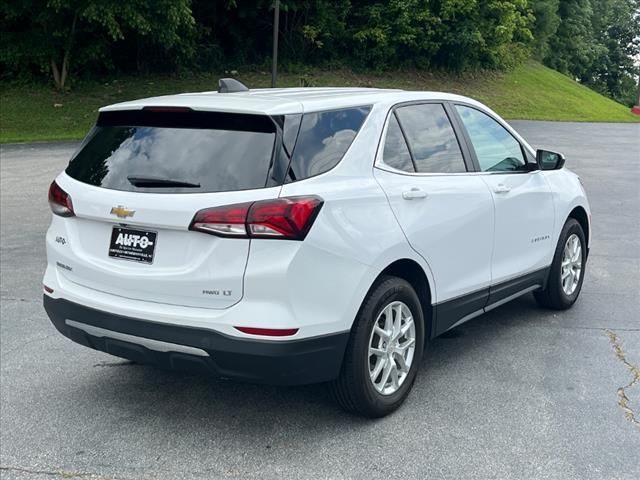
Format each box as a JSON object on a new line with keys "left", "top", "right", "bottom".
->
{"left": 455, "top": 105, "right": 526, "bottom": 172}
{"left": 395, "top": 104, "right": 467, "bottom": 174}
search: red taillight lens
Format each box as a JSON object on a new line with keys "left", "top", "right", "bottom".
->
{"left": 189, "top": 196, "right": 323, "bottom": 240}
{"left": 234, "top": 326, "right": 299, "bottom": 337}
{"left": 48, "top": 181, "right": 74, "bottom": 217}
{"left": 247, "top": 196, "right": 323, "bottom": 239}
{"left": 189, "top": 202, "right": 252, "bottom": 237}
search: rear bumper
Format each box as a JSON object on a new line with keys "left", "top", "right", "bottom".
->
{"left": 43, "top": 295, "right": 349, "bottom": 386}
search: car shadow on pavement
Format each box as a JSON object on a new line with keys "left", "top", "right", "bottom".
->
{"left": 66, "top": 293, "right": 550, "bottom": 436}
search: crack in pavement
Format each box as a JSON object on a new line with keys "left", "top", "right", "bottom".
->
{"left": 0, "top": 465, "right": 120, "bottom": 479}
{"left": 606, "top": 330, "right": 640, "bottom": 429}
{"left": 559, "top": 326, "right": 640, "bottom": 332}
{"left": 0, "top": 296, "right": 42, "bottom": 304}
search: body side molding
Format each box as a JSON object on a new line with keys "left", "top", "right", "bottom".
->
{"left": 433, "top": 267, "right": 550, "bottom": 336}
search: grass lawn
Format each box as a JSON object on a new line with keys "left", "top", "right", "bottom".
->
{"left": 1, "top": 61, "right": 637, "bottom": 143}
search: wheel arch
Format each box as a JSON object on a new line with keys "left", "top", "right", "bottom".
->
{"left": 373, "top": 259, "right": 434, "bottom": 340}
{"left": 568, "top": 205, "right": 590, "bottom": 253}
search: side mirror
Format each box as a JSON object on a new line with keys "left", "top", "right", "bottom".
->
{"left": 536, "top": 149, "right": 565, "bottom": 170}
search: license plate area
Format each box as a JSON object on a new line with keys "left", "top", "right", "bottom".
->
{"left": 108, "top": 226, "right": 157, "bottom": 264}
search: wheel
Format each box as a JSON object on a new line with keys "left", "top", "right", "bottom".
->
{"left": 534, "top": 218, "right": 587, "bottom": 310}
{"left": 330, "top": 275, "right": 425, "bottom": 417}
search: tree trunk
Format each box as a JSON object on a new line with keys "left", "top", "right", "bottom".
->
{"left": 51, "top": 59, "right": 62, "bottom": 90}
{"left": 60, "top": 49, "right": 69, "bottom": 89}
{"left": 51, "top": 12, "right": 78, "bottom": 91}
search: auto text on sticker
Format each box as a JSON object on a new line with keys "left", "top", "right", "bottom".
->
{"left": 115, "top": 233, "right": 154, "bottom": 249}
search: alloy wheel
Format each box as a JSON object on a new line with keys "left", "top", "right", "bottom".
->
{"left": 367, "top": 301, "right": 416, "bottom": 395}
{"left": 561, "top": 233, "right": 582, "bottom": 296}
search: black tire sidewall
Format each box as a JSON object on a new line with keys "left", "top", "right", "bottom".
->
{"left": 549, "top": 219, "right": 587, "bottom": 308}
{"left": 351, "top": 277, "right": 425, "bottom": 414}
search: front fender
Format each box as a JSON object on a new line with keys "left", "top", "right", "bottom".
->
{"left": 543, "top": 169, "right": 591, "bottom": 250}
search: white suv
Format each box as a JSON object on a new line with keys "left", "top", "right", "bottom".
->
{"left": 44, "top": 82, "right": 591, "bottom": 417}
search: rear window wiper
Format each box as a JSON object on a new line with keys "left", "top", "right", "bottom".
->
{"left": 127, "top": 176, "right": 201, "bottom": 188}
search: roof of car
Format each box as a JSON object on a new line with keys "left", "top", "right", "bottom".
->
{"left": 99, "top": 87, "right": 476, "bottom": 116}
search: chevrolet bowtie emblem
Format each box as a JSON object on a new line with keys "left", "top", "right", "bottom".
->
{"left": 110, "top": 206, "right": 135, "bottom": 218}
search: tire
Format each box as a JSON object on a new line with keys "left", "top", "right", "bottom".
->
{"left": 534, "top": 218, "right": 587, "bottom": 310}
{"left": 330, "top": 275, "right": 425, "bottom": 417}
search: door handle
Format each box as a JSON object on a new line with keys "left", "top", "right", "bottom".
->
{"left": 402, "top": 188, "right": 427, "bottom": 200}
{"left": 493, "top": 184, "right": 511, "bottom": 194}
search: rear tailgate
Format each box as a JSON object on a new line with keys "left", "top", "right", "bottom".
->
{"left": 53, "top": 108, "right": 283, "bottom": 309}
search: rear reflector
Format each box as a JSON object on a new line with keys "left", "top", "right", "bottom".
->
{"left": 189, "top": 196, "right": 323, "bottom": 240}
{"left": 43, "top": 285, "right": 54, "bottom": 294}
{"left": 48, "top": 180, "right": 74, "bottom": 217}
{"left": 234, "top": 326, "right": 299, "bottom": 337}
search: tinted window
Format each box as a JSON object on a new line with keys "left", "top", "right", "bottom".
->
{"left": 395, "top": 104, "right": 466, "bottom": 173}
{"left": 382, "top": 114, "right": 414, "bottom": 172}
{"left": 288, "top": 106, "right": 371, "bottom": 180}
{"left": 66, "top": 112, "right": 276, "bottom": 193}
{"left": 282, "top": 114, "right": 302, "bottom": 156}
{"left": 455, "top": 105, "right": 526, "bottom": 172}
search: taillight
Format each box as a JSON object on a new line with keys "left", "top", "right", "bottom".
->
{"left": 48, "top": 181, "right": 74, "bottom": 217}
{"left": 189, "top": 202, "right": 252, "bottom": 237}
{"left": 248, "top": 197, "right": 323, "bottom": 239}
{"left": 189, "top": 196, "right": 323, "bottom": 240}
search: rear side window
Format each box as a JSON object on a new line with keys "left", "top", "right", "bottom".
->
{"left": 395, "top": 104, "right": 466, "bottom": 174}
{"left": 66, "top": 110, "right": 277, "bottom": 193}
{"left": 382, "top": 114, "right": 414, "bottom": 172}
{"left": 287, "top": 106, "right": 371, "bottom": 180}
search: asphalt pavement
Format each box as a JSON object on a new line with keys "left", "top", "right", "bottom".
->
{"left": 1, "top": 121, "right": 639, "bottom": 479}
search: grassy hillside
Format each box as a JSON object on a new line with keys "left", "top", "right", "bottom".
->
{"left": 1, "top": 61, "right": 637, "bottom": 143}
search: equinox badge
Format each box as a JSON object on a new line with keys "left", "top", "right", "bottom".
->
{"left": 110, "top": 206, "right": 135, "bottom": 219}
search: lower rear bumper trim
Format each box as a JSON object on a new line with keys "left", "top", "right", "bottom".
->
{"left": 65, "top": 319, "right": 209, "bottom": 357}
{"left": 44, "top": 295, "right": 350, "bottom": 386}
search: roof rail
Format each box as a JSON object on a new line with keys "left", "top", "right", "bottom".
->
{"left": 218, "top": 78, "right": 249, "bottom": 93}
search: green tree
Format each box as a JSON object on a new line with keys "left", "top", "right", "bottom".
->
{"left": 342, "top": 0, "right": 534, "bottom": 70}
{"left": 543, "top": 0, "right": 639, "bottom": 105}
{"left": 1, "top": 0, "right": 195, "bottom": 89}
{"left": 531, "top": 0, "right": 561, "bottom": 58}
{"left": 348, "top": 0, "right": 439, "bottom": 68}
{"left": 544, "top": 0, "right": 601, "bottom": 79}
{"left": 470, "top": 0, "right": 535, "bottom": 69}
{"left": 586, "top": 0, "right": 640, "bottom": 105}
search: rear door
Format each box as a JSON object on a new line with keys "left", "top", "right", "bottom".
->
{"left": 452, "top": 104, "right": 555, "bottom": 296}
{"left": 373, "top": 103, "right": 495, "bottom": 334}
{"left": 57, "top": 108, "right": 283, "bottom": 309}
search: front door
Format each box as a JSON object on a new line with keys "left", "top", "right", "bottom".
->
{"left": 374, "top": 103, "right": 495, "bottom": 334}
{"left": 453, "top": 104, "right": 555, "bottom": 303}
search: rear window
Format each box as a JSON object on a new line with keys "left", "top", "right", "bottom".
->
{"left": 66, "top": 106, "right": 371, "bottom": 193}
{"left": 66, "top": 110, "right": 277, "bottom": 194}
